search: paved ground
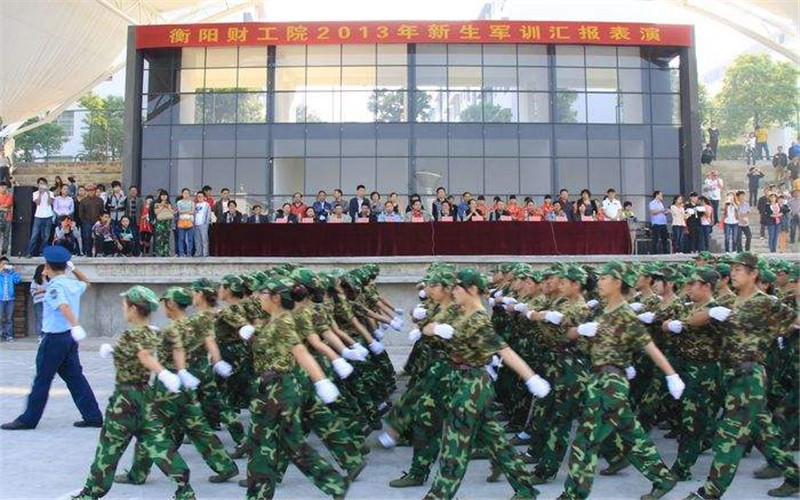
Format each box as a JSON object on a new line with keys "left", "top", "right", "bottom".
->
{"left": 0, "top": 338, "right": 792, "bottom": 500}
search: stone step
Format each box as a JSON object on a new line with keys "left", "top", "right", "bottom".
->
{"left": 11, "top": 161, "right": 122, "bottom": 187}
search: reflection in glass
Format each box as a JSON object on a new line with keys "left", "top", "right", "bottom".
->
{"left": 483, "top": 67, "right": 517, "bottom": 90}
{"left": 181, "top": 48, "right": 205, "bottom": 68}
{"left": 518, "top": 45, "right": 548, "bottom": 66}
{"left": 448, "top": 66, "right": 482, "bottom": 89}
{"left": 416, "top": 44, "right": 446, "bottom": 65}
{"left": 519, "top": 93, "right": 549, "bottom": 123}
{"left": 650, "top": 69, "right": 680, "bottom": 93}
{"left": 518, "top": 67, "right": 548, "bottom": 91}
{"left": 143, "top": 94, "right": 175, "bottom": 125}
{"left": 377, "top": 66, "right": 407, "bottom": 89}
{"left": 237, "top": 93, "right": 267, "bottom": 123}
{"left": 275, "top": 67, "right": 305, "bottom": 91}
{"left": 587, "top": 93, "right": 618, "bottom": 123}
{"left": 619, "top": 93, "right": 648, "bottom": 124}
{"left": 586, "top": 68, "right": 617, "bottom": 92}
{"left": 555, "top": 45, "right": 584, "bottom": 66}
{"left": 556, "top": 67, "right": 585, "bottom": 91}
{"left": 237, "top": 67, "right": 268, "bottom": 91}
{"left": 414, "top": 91, "right": 444, "bottom": 122}
{"left": 206, "top": 47, "right": 237, "bottom": 67}
{"left": 276, "top": 46, "right": 306, "bottom": 66}
{"left": 341, "top": 91, "right": 375, "bottom": 122}
{"left": 204, "top": 68, "right": 237, "bottom": 90}
{"left": 274, "top": 91, "right": 305, "bottom": 123}
{"left": 586, "top": 46, "right": 616, "bottom": 67}
{"left": 617, "top": 47, "right": 643, "bottom": 68}
{"left": 619, "top": 68, "right": 647, "bottom": 93}
{"left": 555, "top": 92, "right": 586, "bottom": 123}
{"left": 482, "top": 92, "right": 517, "bottom": 122}
{"left": 342, "top": 66, "right": 376, "bottom": 90}
{"left": 448, "top": 44, "right": 481, "bottom": 65}
{"left": 651, "top": 94, "right": 681, "bottom": 124}
{"left": 202, "top": 93, "right": 237, "bottom": 124}
{"left": 377, "top": 44, "right": 407, "bottom": 65}
{"left": 449, "top": 91, "right": 482, "bottom": 122}
{"left": 175, "top": 94, "right": 203, "bottom": 124}
{"left": 369, "top": 91, "right": 407, "bottom": 122}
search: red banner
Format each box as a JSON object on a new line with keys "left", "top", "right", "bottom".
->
{"left": 136, "top": 20, "right": 692, "bottom": 49}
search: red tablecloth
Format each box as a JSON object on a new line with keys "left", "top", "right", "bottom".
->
{"left": 210, "top": 221, "right": 631, "bottom": 257}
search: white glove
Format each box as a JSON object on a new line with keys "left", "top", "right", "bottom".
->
{"left": 99, "top": 343, "right": 114, "bottom": 359}
{"left": 525, "top": 374, "right": 551, "bottom": 398}
{"left": 314, "top": 378, "right": 340, "bottom": 404}
{"left": 178, "top": 369, "right": 201, "bottom": 390}
{"left": 696, "top": 206, "right": 706, "bottom": 213}
{"left": 213, "top": 360, "right": 233, "bottom": 378}
{"left": 666, "top": 374, "right": 685, "bottom": 400}
{"left": 353, "top": 342, "right": 370, "bottom": 359}
{"left": 372, "top": 328, "right": 385, "bottom": 341}
{"left": 667, "top": 320, "right": 684, "bottom": 334}
{"left": 239, "top": 324, "right": 255, "bottom": 341}
{"left": 66, "top": 261, "right": 75, "bottom": 271}
{"left": 342, "top": 346, "right": 367, "bottom": 362}
{"left": 488, "top": 297, "right": 495, "bottom": 308}
{"left": 544, "top": 311, "right": 564, "bottom": 325}
{"left": 629, "top": 302, "right": 644, "bottom": 313}
{"left": 577, "top": 322, "right": 599, "bottom": 337}
{"left": 491, "top": 354, "right": 503, "bottom": 368}
{"left": 433, "top": 323, "right": 454, "bottom": 340}
{"left": 637, "top": 312, "right": 656, "bottom": 324}
{"left": 625, "top": 366, "right": 637, "bottom": 380}
{"left": 778, "top": 336, "right": 785, "bottom": 350}
{"left": 394, "top": 307, "right": 404, "bottom": 315}
{"left": 412, "top": 307, "right": 427, "bottom": 320}
{"left": 390, "top": 316, "right": 404, "bottom": 331}
{"left": 493, "top": 289, "right": 504, "bottom": 300}
{"left": 709, "top": 306, "right": 732, "bottom": 322}
{"left": 331, "top": 358, "right": 354, "bottom": 379}
{"left": 378, "top": 431, "right": 397, "bottom": 448}
{"left": 158, "top": 370, "right": 182, "bottom": 393}
{"left": 418, "top": 289, "right": 427, "bottom": 299}
{"left": 685, "top": 208, "right": 696, "bottom": 216}
{"left": 368, "top": 340, "right": 385, "bottom": 355}
{"left": 514, "top": 302, "right": 530, "bottom": 315}
{"left": 586, "top": 299, "right": 599, "bottom": 309}
{"left": 70, "top": 325, "right": 87, "bottom": 342}
{"left": 502, "top": 296, "right": 517, "bottom": 306}
{"left": 408, "top": 328, "right": 422, "bottom": 343}
{"left": 485, "top": 364, "right": 498, "bottom": 381}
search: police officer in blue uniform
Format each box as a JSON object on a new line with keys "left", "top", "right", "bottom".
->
{"left": 2, "top": 246, "right": 102, "bottom": 430}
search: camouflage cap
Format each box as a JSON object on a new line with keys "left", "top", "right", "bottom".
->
{"left": 687, "top": 266, "right": 720, "bottom": 285}
{"left": 715, "top": 262, "right": 731, "bottom": 278}
{"left": 455, "top": 267, "right": 490, "bottom": 292}
{"left": 221, "top": 274, "right": 244, "bottom": 293}
{"left": 161, "top": 286, "right": 193, "bottom": 307}
{"left": 426, "top": 268, "right": 457, "bottom": 287}
{"left": 255, "top": 275, "right": 295, "bottom": 294}
{"left": 290, "top": 268, "right": 320, "bottom": 289}
{"left": 541, "top": 265, "right": 561, "bottom": 279}
{"left": 240, "top": 272, "right": 261, "bottom": 293}
{"left": 558, "top": 264, "right": 588, "bottom": 285}
{"left": 758, "top": 264, "right": 777, "bottom": 284}
{"left": 191, "top": 277, "right": 218, "bottom": 294}
{"left": 770, "top": 259, "right": 793, "bottom": 275}
{"left": 695, "top": 251, "right": 715, "bottom": 262}
{"left": 640, "top": 262, "right": 665, "bottom": 280}
{"left": 512, "top": 263, "right": 536, "bottom": 279}
{"left": 788, "top": 264, "right": 800, "bottom": 282}
{"left": 491, "top": 262, "right": 516, "bottom": 274}
{"left": 732, "top": 251, "right": 761, "bottom": 271}
{"left": 598, "top": 261, "right": 637, "bottom": 287}
{"left": 120, "top": 285, "right": 160, "bottom": 313}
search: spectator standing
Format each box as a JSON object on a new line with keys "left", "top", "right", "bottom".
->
{"left": 754, "top": 125, "right": 770, "bottom": 160}
{"left": 684, "top": 192, "right": 701, "bottom": 252}
{"left": 193, "top": 191, "right": 211, "bottom": 257}
{"left": 26, "top": 177, "right": 55, "bottom": 258}
{"left": 53, "top": 217, "right": 79, "bottom": 254}
{"left": 778, "top": 194, "right": 790, "bottom": 253}
{"left": 601, "top": 189, "right": 622, "bottom": 221}
{"left": 703, "top": 170, "right": 723, "bottom": 222}
{"left": 67, "top": 177, "right": 78, "bottom": 198}
{"left": 745, "top": 132, "right": 756, "bottom": 165}
{"left": 348, "top": 185, "right": 367, "bottom": 221}
{"left": 312, "top": 190, "right": 332, "bottom": 220}
{"left": 51, "top": 176, "right": 64, "bottom": 196}
{"left": 153, "top": 190, "right": 173, "bottom": 257}
{"left": 757, "top": 186, "right": 773, "bottom": 239}
{"left": 214, "top": 188, "right": 232, "bottom": 221}
{"left": 175, "top": 188, "right": 195, "bottom": 257}
{"left": 0, "top": 257, "right": 21, "bottom": 342}
{"left": 747, "top": 167, "right": 765, "bottom": 206}
{"left": 289, "top": 192, "right": 307, "bottom": 218}
{"left": 202, "top": 185, "right": 215, "bottom": 209}
{"left": 708, "top": 124, "right": 719, "bottom": 158}
{"left": 699, "top": 196, "right": 714, "bottom": 251}
{"left": 789, "top": 188, "right": 800, "bottom": 244}
{"left": 105, "top": 182, "right": 126, "bottom": 233}
{"left": 788, "top": 140, "right": 800, "bottom": 161}
{"left": 772, "top": 146, "right": 789, "bottom": 183}
{"left": 73, "top": 185, "right": 86, "bottom": 253}
{"left": 735, "top": 191, "right": 752, "bottom": 252}
{"left": 0, "top": 182, "right": 13, "bottom": 255}
{"left": 77, "top": 184, "right": 104, "bottom": 257}
{"left": 248, "top": 204, "right": 269, "bottom": 224}
{"left": 388, "top": 192, "right": 402, "bottom": 213}
{"left": 722, "top": 191, "right": 739, "bottom": 252}
{"left": 670, "top": 196, "right": 686, "bottom": 253}
{"left": 457, "top": 192, "right": 472, "bottom": 220}
{"left": 30, "top": 264, "right": 46, "bottom": 338}
{"left": 557, "top": 189, "right": 573, "bottom": 219}
{"left": 430, "top": 187, "right": 447, "bottom": 220}
{"left": 700, "top": 144, "right": 714, "bottom": 165}
{"left": 53, "top": 185, "right": 75, "bottom": 222}
{"left": 789, "top": 157, "right": 800, "bottom": 184}
{"left": 138, "top": 195, "right": 154, "bottom": 256}
{"left": 648, "top": 190, "right": 670, "bottom": 254}
{"left": 96, "top": 184, "right": 108, "bottom": 204}
{"left": 124, "top": 186, "right": 141, "bottom": 253}
{"left": 766, "top": 193, "right": 781, "bottom": 252}
{"left": 332, "top": 189, "right": 345, "bottom": 210}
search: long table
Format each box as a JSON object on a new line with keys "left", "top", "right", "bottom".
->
{"left": 210, "top": 221, "right": 632, "bottom": 257}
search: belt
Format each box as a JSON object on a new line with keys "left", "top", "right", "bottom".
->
{"left": 42, "top": 330, "right": 70, "bottom": 335}
{"left": 595, "top": 365, "right": 624, "bottom": 376}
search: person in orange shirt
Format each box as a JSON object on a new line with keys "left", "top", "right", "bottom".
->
{"left": 506, "top": 195, "right": 523, "bottom": 220}
{"left": 476, "top": 195, "right": 489, "bottom": 217}
{"left": 0, "top": 182, "right": 13, "bottom": 255}
{"left": 540, "top": 195, "right": 554, "bottom": 220}
{"left": 520, "top": 197, "right": 543, "bottom": 221}
{"left": 289, "top": 192, "right": 307, "bottom": 218}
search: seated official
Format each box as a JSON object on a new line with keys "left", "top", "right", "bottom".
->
{"left": 273, "top": 203, "right": 298, "bottom": 224}
{"left": 547, "top": 201, "right": 570, "bottom": 222}
{"left": 463, "top": 199, "right": 484, "bottom": 221}
{"left": 378, "top": 201, "right": 403, "bottom": 222}
{"left": 520, "top": 198, "right": 544, "bottom": 221}
{"left": 488, "top": 200, "right": 512, "bottom": 221}
{"left": 248, "top": 204, "right": 269, "bottom": 224}
{"left": 328, "top": 203, "right": 351, "bottom": 223}
{"left": 355, "top": 202, "right": 377, "bottom": 223}
{"left": 403, "top": 199, "right": 432, "bottom": 222}
{"left": 435, "top": 200, "right": 457, "bottom": 221}
{"left": 299, "top": 206, "right": 319, "bottom": 224}
{"left": 221, "top": 200, "right": 244, "bottom": 224}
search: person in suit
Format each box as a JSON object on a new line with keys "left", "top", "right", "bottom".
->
{"left": 220, "top": 200, "right": 243, "bottom": 224}
{"left": 348, "top": 184, "right": 367, "bottom": 221}
{"left": 248, "top": 204, "right": 269, "bottom": 224}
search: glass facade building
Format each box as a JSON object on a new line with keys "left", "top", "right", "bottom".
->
{"left": 126, "top": 31, "right": 699, "bottom": 215}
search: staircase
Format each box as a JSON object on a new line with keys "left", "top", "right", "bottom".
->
{"left": 11, "top": 161, "right": 122, "bottom": 188}
{"left": 701, "top": 160, "right": 799, "bottom": 255}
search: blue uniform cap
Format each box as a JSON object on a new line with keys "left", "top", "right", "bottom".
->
{"left": 43, "top": 245, "right": 71, "bottom": 264}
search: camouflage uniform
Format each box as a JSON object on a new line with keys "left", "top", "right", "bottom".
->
{"left": 246, "top": 310, "right": 346, "bottom": 500}
{"left": 73, "top": 325, "right": 194, "bottom": 500}
{"left": 560, "top": 301, "right": 674, "bottom": 500}
{"left": 695, "top": 290, "right": 799, "bottom": 499}
{"left": 125, "top": 316, "right": 237, "bottom": 483}
{"left": 215, "top": 302, "right": 255, "bottom": 410}
{"left": 425, "top": 309, "right": 539, "bottom": 500}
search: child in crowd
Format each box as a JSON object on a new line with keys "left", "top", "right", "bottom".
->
{"left": 138, "top": 195, "right": 154, "bottom": 256}
{"left": 0, "top": 257, "right": 21, "bottom": 342}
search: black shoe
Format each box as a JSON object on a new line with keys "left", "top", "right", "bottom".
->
{"left": 1, "top": 419, "right": 34, "bottom": 430}
{"left": 74, "top": 420, "right": 103, "bottom": 428}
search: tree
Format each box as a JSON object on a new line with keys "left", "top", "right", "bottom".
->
{"left": 368, "top": 90, "right": 434, "bottom": 122}
{"left": 13, "top": 117, "right": 67, "bottom": 161}
{"left": 697, "top": 83, "right": 713, "bottom": 127}
{"left": 78, "top": 93, "right": 124, "bottom": 161}
{"left": 459, "top": 102, "right": 513, "bottom": 123}
{"left": 713, "top": 54, "right": 799, "bottom": 141}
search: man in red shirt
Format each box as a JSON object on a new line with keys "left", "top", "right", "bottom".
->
{"left": 506, "top": 195, "right": 523, "bottom": 220}
{"left": 0, "top": 182, "right": 13, "bottom": 255}
{"left": 289, "top": 192, "right": 307, "bottom": 218}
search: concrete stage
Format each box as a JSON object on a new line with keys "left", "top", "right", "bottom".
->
{"left": 9, "top": 254, "right": 800, "bottom": 337}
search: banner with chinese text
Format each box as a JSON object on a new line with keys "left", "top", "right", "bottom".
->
{"left": 136, "top": 20, "right": 692, "bottom": 49}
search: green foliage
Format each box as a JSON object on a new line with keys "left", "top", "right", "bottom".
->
{"left": 458, "top": 101, "right": 513, "bottom": 123}
{"left": 367, "top": 90, "right": 433, "bottom": 122}
{"left": 555, "top": 93, "right": 579, "bottom": 123}
{"left": 713, "top": 54, "right": 799, "bottom": 141}
{"left": 13, "top": 117, "right": 67, "bottom": 161}
{"left": 78, "top": 93, "right": 124, "bottom": 161}
{"left": 196, "top": 89, "right": 265, "bottom": 123}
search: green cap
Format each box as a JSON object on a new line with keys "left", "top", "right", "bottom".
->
{"left": 513, "top": 263, "right": 536, "bottom": 279}
{"left": 455, "top": 267, "right": 489, "bottom": 292}
{"left": 598, "top": 261, "right": 637, "bottom": 287}
{"left": 491, "top": 262, "right": 516, "bottom": 274}
{"left": 732, "top": 251, "right": 761, "bottom": 271}
{"left": 715, "top": 262, "right": 731, "bottom": 278}
{"left": 221, "top": 274, "right": 244, "bottom": 293}
{"left": 120, "top": 285, "right": 160, "bottom": 313}
{"left": 161, "top": 287, "right": 193, "bottom": 307}
{"left": 640, "top": 263, "right": 665, "bottom": 280}
{"left": 695, "top": 251, "right": 715, "bottom": 262}
{"left": 191, "top": 278, "right": 218, "bottom": 294}
{"left": 558, "top": 264, "right": 588, "bottom": 285}
{"left": 290, "top": 268, "right": 320, "bottom": 289}
{"left": 426, "top": 269, "right": 456, "bottom": 287}
{"left": 255, "top": 275, "right": 295, "bottom": 293}
{"left": 788, "top": 264, "right": 800, "bottom": 282}
{"left": 688, "top": 266, "right": 720, "bottom": 285}
{"left": 770, "top": 259, "right": 793, "bottom": 275}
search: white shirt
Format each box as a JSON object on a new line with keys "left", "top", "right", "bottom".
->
{"left": 32, "top": 190, "right": 54, "bottom": 218}
{"left": 194, "top": 201, "right": 211, "bottom": 225}
{"left": 723, "top": 204, "right": 738, "bottom": 224}
{"left": 704, "top": 177, "right": 723, "bottom": 201}
{"left": 601, "top": 198, "right": 622, "bottom": 220}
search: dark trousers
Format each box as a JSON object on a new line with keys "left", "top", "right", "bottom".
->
{"left": 650, "top": 224, "right": 670, "bottom": 254}
{"left": 687, "top": 225, "right": 701, "bottom": 252}
{"left": 756, "top": 142, "right": 770, "bottom": 160}
{"left": 26, "top": 217, "right": 53, "bottom": 257}
{"left": 671, "top": 225, "right": 685, "bottom": 253}
{"left": 736, "top": 225, "right": 752, "bottom": 251}
{"left": 749, "top": 189, "right": 758, "bottom": 207}
{"left": 80, "top": 222, "right": 94, "bottom": 256}
{"left": 18, "top": 331, "right": 102, "bottom": 427}
{"left": 791, "top": 215, "right": 799, "bottom": 244}
{"left": 710, "top": 200, "right": 720, "bottom": 224}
